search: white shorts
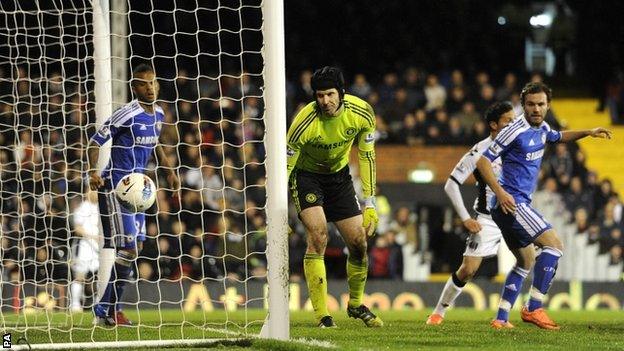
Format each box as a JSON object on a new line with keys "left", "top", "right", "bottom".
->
{"left": 463, "top": 214, "right": 503, "bottom": 257}
{"left": 71, "top": 239, "right": 100, "bottom": 275}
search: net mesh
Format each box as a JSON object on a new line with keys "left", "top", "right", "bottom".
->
{"left": 0, "top": 0, "right": 269, "bottom": 345}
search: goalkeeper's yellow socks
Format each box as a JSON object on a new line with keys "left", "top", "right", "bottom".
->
{"left": 304, "top": 253, "right": 329, "bottom": 321}
{"left": 346, "top": 255, "right": 368, "bottom": 308}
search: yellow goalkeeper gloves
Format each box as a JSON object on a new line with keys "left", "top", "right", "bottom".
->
{"left": 362, "top": 197, "right": 379, "bottom": 237}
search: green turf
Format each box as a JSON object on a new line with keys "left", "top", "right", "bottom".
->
{"left": 2, "top": 309, "right": 624, "bottom": 350}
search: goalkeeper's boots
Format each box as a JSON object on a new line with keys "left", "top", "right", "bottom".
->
{"left": 521, "top": 307, "right": 560, "bottom": 330}
{"left": 425, "top": 313, "right": 444, "bottom": 325}
{"left": 114, "top": 310, "right": 134, "bottom": 326}
{"left": 490, "top": 319, "right": 515, "bottom": 329}
{"left": 93, "top": 304, "right": 115, "bottom": 326}
{"left": 347, "top": 305, "right": 384, "bottom": 327}
{"left": 318, "top": 315, "right": 337, "bottom": 328}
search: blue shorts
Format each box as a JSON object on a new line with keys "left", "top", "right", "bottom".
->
{"left": 98, "top": 179, "right": 146, "bottom": 250}
{"left": 491, "top": 202, "right": 552, "bottom": 249}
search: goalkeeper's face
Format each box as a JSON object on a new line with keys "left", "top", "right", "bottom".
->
{"left": 132, "top": 71, "right": 159, "bottom": 104}
{"left": 315, "top": 88, "right": 341, "bottom": 116}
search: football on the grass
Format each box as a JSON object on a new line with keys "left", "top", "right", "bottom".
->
{"left": 115, "top": 173, "right": 156, "bottom": 213}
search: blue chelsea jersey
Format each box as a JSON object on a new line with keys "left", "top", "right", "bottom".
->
{"left": 482, "top": 115, "right": 561, "bottom": 203}
{"left": 90, "top": 100, "right": 164, "bottom": 187}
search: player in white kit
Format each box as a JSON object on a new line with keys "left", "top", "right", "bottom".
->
{"left": 426, "top": 102, "right": 515, "bottom": 325}
{"left": 70, "top": 190, "right": 100, "bottom": 312}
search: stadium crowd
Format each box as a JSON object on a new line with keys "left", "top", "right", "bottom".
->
{"left": 0, "top": 66, "right": 622, "bottom": 305}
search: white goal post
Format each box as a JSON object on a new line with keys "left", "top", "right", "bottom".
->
{"left": 0, "top": 0, "right": 289, "bottom": 348}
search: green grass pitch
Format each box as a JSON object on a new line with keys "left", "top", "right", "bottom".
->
{"left": 2, "top": 309, "right": 623, "bottom": 350}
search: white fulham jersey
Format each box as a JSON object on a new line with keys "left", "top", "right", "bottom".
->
{"left": 449, "top": 136, "right": 502, "bottom": 215}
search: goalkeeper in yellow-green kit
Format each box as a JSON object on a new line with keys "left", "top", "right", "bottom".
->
{"left": 287, "top": 66, "right": 383, "bottom": 328}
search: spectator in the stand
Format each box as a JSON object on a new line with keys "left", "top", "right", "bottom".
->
{"left": 547, "top": 143, "right": 574, "bottom": 189}
{"left": 385, "top": 88, "right": 413, "bottom": 132}
{"left": 293, "top": 69, "right": 314, "bottom": 108}
{"left": 496, "top": 72, "right": 518, "bottom": 101}
{"left": 468, "top": 119, "right": 489, "bottom": 144}
{"left": 378, "top": 72, "right": 399, "bottom": 108}
{"left": 350, "top": 73, "right": 372, "bottom": 99}
{"left": 587, "top": 224, "right": 601, "bottom": 245}
{"left": 599, "top": 200, "right": 622, "bottom": 237}
{"left": 424, "top": 74, "right": 446, "bottom": 112}
{"left": 446, "top": 117, "right": 466, "bottom": 145}
{"left": 474, "top": 84, "right": 496, "bottom": 114}
{"left": 594, "top": 179, "right": 616, "bottom": 218}
{"left": 403, "top": 67, "right": 426, "bottom": 109}
{"left": 449, "top": 69, "right": 467, "bottom": 91}
{"left": 601, "top": 227, "right": 623, "bottom": 254}
{"left": 390, "top": 206, "right": 418, "bottom": 249}
{"left": 471, "top": 71, "right": 490, "bottom": 99}
{"left": 609, "top": 245, "right": 623, "bottom": 265}
{"left": 369, "top": 230, "right": 403, "bottom": 279}
{"left": 453, "top": 101, "right": 481, "bottom": 134}
{"left": 573, "top": 207, "right": 590, "bottom": 234}
{"left": 572, "top": 149, "right": 589, "bottom": 184}
{"left": 446, "top": 86, "right": 467, "bottom": 115}
{"left": 396, "top": 113, "right": 421, "bottom": 146}
{"left": 564, "top": 176, "right": 594, "bottom": 215}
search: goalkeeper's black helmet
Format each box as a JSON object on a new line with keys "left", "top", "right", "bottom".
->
{"left": 311, "top": 66, "right": 345, "bottom": 99}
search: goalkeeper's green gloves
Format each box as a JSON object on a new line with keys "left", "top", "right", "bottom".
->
{"left": 362, "top": 197, "right": 379, "bottom": 237}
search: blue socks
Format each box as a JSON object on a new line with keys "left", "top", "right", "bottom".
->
{"left": 98, "top": 262, "right": 132, "bottom": 315}
{"left": 528, "top": 247, "right": 562, "bottom": 311}
{"left": 496, "top": 266, "right": 529, "bottom": 321}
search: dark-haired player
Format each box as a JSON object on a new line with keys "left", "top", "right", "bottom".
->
{"left": 287, "top": 66, "right": 382, "bottom": 328}
{"left": 427, "top": 102, "right": 515, "bottom": 327}
{"left": 477, "top": 82, "right": 611, "bottom": 330}
{"left": 87, "top": 63, "right": 179, "bottom": 325}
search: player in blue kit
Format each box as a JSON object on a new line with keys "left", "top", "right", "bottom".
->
{"left": 87, "top": 63, "right": 180, "bottom": 325}
{"left": 477, "top": 82, "right": 611, "bottom": 330}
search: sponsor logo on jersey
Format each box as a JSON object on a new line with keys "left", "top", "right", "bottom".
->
{"left": 139, "top": 123, "right": 148, "bottom": 130}
{"left": 364, "top": 133, "right": 374, "bottom": 143}
{"left": 305, "top": 193, "right": 317, "bottom": 203}
{"left": 345, "top": 127, "right": 357, "bottom": 136}
{"left": 312, "top": 140, "right": 351, "bottom": 150}
{"left": 528, "top": 139, "right": 535, "bottom": 146}
{"left": 525, "top": 149, "right": 544, "bottom": 161}
{"left": 135, "top": 136, "right": 159, "bottom": 145}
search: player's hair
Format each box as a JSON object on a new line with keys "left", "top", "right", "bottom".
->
{"left": 311, "top": 66, "right": 345, "bottom": 98}
{"left": 484, "top": 101, "right": 513, "bottom": 129}
{"left": 520, "top": 82, "right": 552, "bottom": 105}
{"left": 131, "top": 63, "right": 155, "bottom": 86}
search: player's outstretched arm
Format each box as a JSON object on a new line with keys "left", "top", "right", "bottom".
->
{"left": 476, "top": 156, "right": 516, "bottom": 214}
{"left": 444, "top": 178, "right": 482, "bottom": 234}
{"left": 559, "top": 127, "right": 612, "bottom": 142}
{"left": 87, "top": 141, "right": 104, "bottom": 190}
{"left": 156, "top": 144, "right": 180, "bottom": 196}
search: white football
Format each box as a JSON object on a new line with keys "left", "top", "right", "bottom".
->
{"left": 115, "top": 173, "right": 157, "bottom": 213}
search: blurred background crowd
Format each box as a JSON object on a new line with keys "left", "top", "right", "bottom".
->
{"left": 1, "top": 65, "right": 622, "bottom": 302}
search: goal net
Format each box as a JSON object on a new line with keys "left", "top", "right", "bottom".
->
{"left": 0, "top": 0, "right": 288, "bottom": 349}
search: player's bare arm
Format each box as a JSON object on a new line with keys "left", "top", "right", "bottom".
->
{"left": 476, "top": 156, "right": 515, "bottom": 214}
{"left": 559, "top": 127, "right": 612, "bottom": 142}
{"left": 87, "top": 140, "right": 104, "bottom": 190}
{"left": 156, "top": 144, "right": 180, "bottom": 195}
